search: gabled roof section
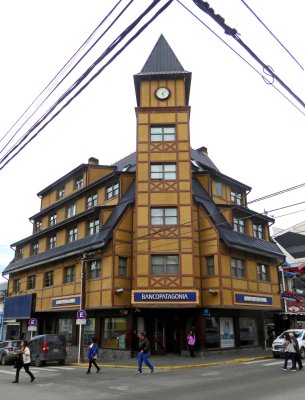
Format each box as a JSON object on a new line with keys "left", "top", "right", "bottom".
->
{"left": 134, "top": 34, "right": 192, "bottom": 106}
{"left": 192, "top": 178, "right": 284, "bottom": 260}
{"left": 3, "top": 182, "right": 135, "bottom": 275}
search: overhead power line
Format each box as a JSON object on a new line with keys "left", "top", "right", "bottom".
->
{"left": 192, "top": 0, "right": 305, "bottom": 110}
{"left": 240, "top": 0, "right": 304, "bottom": 70}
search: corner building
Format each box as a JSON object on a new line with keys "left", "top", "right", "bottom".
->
{"left": 3, "top": 35, "right": 284, "bottom": 358}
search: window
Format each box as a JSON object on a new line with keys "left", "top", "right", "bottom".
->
{"left": 118, "top": 257, "right": 127, "bottom": 277}
{"left": 68, "top": 227, "right": 78, "bottom": 243}
{"left": 64, "top": 266, "right": 75, "bottom": 283}
{"left": 32, "top": 242, "right": 39, "bottom": 255}
{"left": 88, "top": 219, "right": 100, "bottom": 235}
{"left": 74, "top": 176, "right": 84, "bottom": 189}
{"left": 49, "top": 213, "right": 57, "bottom": 227}
{"left": 151, "top": 208, "right": 178, "bottom": 225}
{"left": 44, "top": 270, "right": 53, "bottom": 287}
{"left": 14, "top": 278, "right": 21, "bottom": 293}
{"left": 150, "top": 126, "right": 176, "bottom": 142}
{"left": 84, "top": 318, "right": 96, "bottom": 345}
{"left": 151, "top": 255, "right": 179, "bottom": 275}
{"left": 58, "top": 318, "right": 72, "bottom": 345}
{"left": 49, "top": 235, "right": 56, "bottom": 249}
{"left": 88, "top": 260, "right": 101, "bottom": 279}
{"left": 67, "top": 203, "right": 76, "bottom": 218}
{"left": 239, "top": 317, "right": 259, "bottom": 346}
{"left": 106, "top": 182, "right": 119, "bottom": 200}
{"left": 150, "top": 164, "right": 176, "bottom": 180}
{"left": 257, "top": 263, "right": 269, "bottom": 281}
{"left": 87, "top": 193, "right": 98, "bottom": 208}
{"left": 233, "top": 217, "right": 245, "bottom": 234}
{"left": 215, "top": 181, "right": 222, "bottom": 197}
{"left": 103, "top": 317, "right": 126, "bottom": 349}
{"left": 206, "top": 256, "right": 215, "bottom": 276}
{"left": 231, "top": 258, "right": 245, "bottom": 278}
{"left": 253, "top": 223, "right": 263, "bottom": 239}
{"left": 35, "top": 220, "right": 42, "bottom": 232}
{"left": 16, "top": 247, "right": 24, "bottom": 259}
{"left": 231, "top": 190, "right": 242, "bottom": 205}
{"left": 57, "top": 186, "right": 65, "bottom": 199}
{"left": 27, "top": 275, "right": 36, "bottom": 290}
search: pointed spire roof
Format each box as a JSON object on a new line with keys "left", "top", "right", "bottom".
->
{"left": 134, "top": 34, "right": 191, "bottom": 105}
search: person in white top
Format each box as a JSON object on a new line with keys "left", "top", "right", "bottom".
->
{"left": 12, "top": 340, "right": 35, "bottom": 383}
{"left": 281, "top": 332, "right": 297, "bottom": 371}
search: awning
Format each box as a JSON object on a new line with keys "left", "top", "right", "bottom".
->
{"left": 281, "top": 290, "right": 304, "bottom": 302}
{"left": 3, "top": 294, "right": 35, "bottom": 319}
{"left": 285, "top": 262, "right": 305, "bottom": 273}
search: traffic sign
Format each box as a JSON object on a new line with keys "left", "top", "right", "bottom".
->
{"left": 76, "top": 309, "right": 87, "bottom": 319}
{"left": 28, "top": 326, "right": 37, "bottom": 331}
{"left": 76, "top": 319, "right": 87, "bottom": 325}
{"left": 28, "top": 318, "right": 38, "bottom": 327}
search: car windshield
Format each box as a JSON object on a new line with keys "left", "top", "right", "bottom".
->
{"left": 279, "top": 330, "right": 303, "bottom": 339}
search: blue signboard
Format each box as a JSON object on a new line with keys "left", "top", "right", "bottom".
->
{"left": 133, "top": 291, "right": 198, "bottom": 303}
{"left": 51, "top": 296, "right": 81, "bottom": 308}
{"left": 235, "top": 293, "right": 273, "bottom": 306}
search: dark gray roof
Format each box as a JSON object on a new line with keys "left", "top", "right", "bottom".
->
{"left": 3, "top": 182, "right": 135, "bottom": 275}
{"left": 193, "top": 178, "right": 284, "bottom": 259}
{"left": 134, "top": 34, "right": 192, "bottom": 106}
{"left": 274, "top": 231, "right": 305, "bottom": 259}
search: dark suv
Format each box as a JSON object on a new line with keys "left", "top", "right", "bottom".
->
{"left": 0, "top": 340, "right": 22, "bottom": 365}
{"left": 28, "top": 334, "right": 67, "bottom": 367}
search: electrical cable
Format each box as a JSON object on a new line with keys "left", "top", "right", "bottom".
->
{"left": 248, "top": 182, "right": 305, "bottom": 204}
{"left": 0, "top": 0, "right": 173, "bottom": 170}
{"left": 240, "top": 0, "right": 304, "bottom": 70}
{"left": 266, "top": 200, "right": 305, "bottom": 214}
{"left": 0, "top": 0, "right": 128, "bottom": 153}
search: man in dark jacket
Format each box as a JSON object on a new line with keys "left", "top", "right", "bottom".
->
{"left": 136, "top": 332, "right": 154, "bottom": 374}
{"left": 290, "top": 332, "right": 303, "bottom": 370}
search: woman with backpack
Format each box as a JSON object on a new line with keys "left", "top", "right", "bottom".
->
{"left": 281, "top": 332, "right": 297, "bottom": 371}
{"left": 12, "top": 340, "right": 35, "bottom": 383}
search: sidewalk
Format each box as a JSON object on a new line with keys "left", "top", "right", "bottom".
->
{"left": 69, "top": 348, "right": 272, "bottom": 370}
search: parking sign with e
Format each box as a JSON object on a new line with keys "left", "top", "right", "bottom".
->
{"left": 77, "top": 309, "right": 87, "bottom": 319}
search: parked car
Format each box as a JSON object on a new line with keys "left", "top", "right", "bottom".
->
{"left": 272, "top": 329, "right": 305, "bottom": 359}
{"left": 0, "top": 340, "right": 22, "bottom": 365}
{"left": 28, "top": 334, "right": 67, "bottom": 367}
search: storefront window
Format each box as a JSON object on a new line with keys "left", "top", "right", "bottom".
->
{"left": 83, "top": 318, "right": 96, "bottom": 345}
{"left": 239, "top": 317, "right": 258, "bottom": 346}
{"left": 102, "top": 317, "right": 126, "bottom": 349}
{"left": 58, "top": 318, "right": 73, "bottom": 345}
{"left": 205, "top": 317, "right": 220, "bottom": 349}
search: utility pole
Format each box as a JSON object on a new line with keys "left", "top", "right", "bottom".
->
{"left": 78, "top": 255, "right": 87, "bottom": 363}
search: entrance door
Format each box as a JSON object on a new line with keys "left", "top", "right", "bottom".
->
{"left": 154, "top": 319, "right": 165, "bottom": 354}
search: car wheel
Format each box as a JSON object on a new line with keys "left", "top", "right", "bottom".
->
{"left": 58, "top": 360, "right": 65, "bottom": 365}
{"left": 300, "top": 347, "right": 305, "bottom": 359}
{"left": 35, "top": 356, "right": 43, "bottom": 367}
{"left": 1, "top": 355, "right": 7, "bottom": 366}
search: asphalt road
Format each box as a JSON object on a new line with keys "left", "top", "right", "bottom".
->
{"left": 0, "top": 359, "right": 304, "bottom": 400}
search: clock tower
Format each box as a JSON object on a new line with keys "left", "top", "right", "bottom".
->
{"left": 133, "top": 35, "right": 198, "bottom": 303}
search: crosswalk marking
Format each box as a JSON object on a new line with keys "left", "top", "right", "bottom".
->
{"left": 262, "top": 361, "right": 283, "bottom": 366}
{"left": 242, "top": 360, "right": 266, "bottom": 365}
{"left": 31, "top": 367, "right": 59, "bottom": 372}
{"left": 0, "top": 370, "right": 16, "bottom": 375}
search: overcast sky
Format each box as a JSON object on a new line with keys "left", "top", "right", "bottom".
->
{"left": 1, "top": 0, "right": 305, "bottom": 281}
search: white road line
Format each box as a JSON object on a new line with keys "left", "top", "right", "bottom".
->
{"left": 262, "top": 361, "right": 284, "bottom": 366}
{"left": 47, "top": 366, "right": 75, "bottom": 370}
{"left": 0, "top": 370, "right": 16, "bottom": 375}
{"left": 201, "top": 372, "right": 221, "bottom": 377}
{"left": 31, "top": 367, "right": 58, "bottom": 372}
{"left": 242, "top": 360, "right": 267, "bottom": 364}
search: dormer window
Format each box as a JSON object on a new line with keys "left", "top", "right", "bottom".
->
{"left": 57, "top": 186, "right": 65, "bottom": 199}
{"left": 253, "top": 223, "right": 263, "bottom": 239}
{"left": 35, "top": 220, "right": 42, "bottom": 233}
{"left": 106, "top": 182, "right": 119, "bottom": 200}
{"left": 16, "top": 247, "right": 24, "bottom": 260}
{"left": 49, "top": 213, "right": 57, "bottom": 227}
{"left": 231, "top": 190, "right": 242, "bottom": 205}
{"left": 233, "top": 217, "right": 245, "bottom": 234}
{"left": 75, "top": 176, "right": 84, "bottom": 190}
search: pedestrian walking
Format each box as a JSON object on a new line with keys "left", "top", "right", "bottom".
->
{"left": 289, "top": 332, "right": 303, "bottom": 370}
{"left": 187, "top": 329, "right": 196, "bottom": 357}
{"left": 86, "top": 337, "right": 100, "bottom": 374}
{"left": 281, "top": 332, "right": 297, "bottom": 371}
{"left": 136, "top": 332, "right": 154, "bottom": 374}
{"left": 12, "top": 340, "right": 35, "bottom": 383}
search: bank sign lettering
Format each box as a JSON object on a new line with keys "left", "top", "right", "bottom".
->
{"left": 234, "top": 293, "right": 273, "bottom": 306}
{"left": 132, "top": 291, "right": 199, "bottom": 304}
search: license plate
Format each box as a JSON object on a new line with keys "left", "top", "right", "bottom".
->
{"left": 53, "top": 349, "right": 59, "bottom": 353}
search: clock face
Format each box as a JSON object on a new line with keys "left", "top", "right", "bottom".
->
{"left": 155, "top": 87, "right": 170, "bottom": 100}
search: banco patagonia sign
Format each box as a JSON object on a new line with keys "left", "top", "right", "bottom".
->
{"left": 132, "top": 290, "right": 199, "bottom": 304}
{"left": 234, "top": 292, "right": 273, "bottom": 306}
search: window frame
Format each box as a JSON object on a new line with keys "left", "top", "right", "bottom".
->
{"left": 35, "top": 220, "right": 42, "bottom": 233}
{"left": 231, "top": 257, "right": 245, "bottom": 278}
{"left": 150, "top": 163, "right": 176, "bottom": 180}
{"left": 151, "top": 255, "right": 179, "bottom": 275}
{"left": 63, "top": 266, "right": 75, "bottom": 284}
{"left": 231, "top": 190, "right": 242, "bottom": 205}
{"left": 151, "top": 207, "right": 178, "bottom": 225}
{"left": 74, "top": 176, "right": 84, "bottom": 190}
{"left": 27, "top": 275, "right": 36, "bottom": 290}
{"left": 118, "top": 257, "right": 127, "bottom": 277}
{"left": 233, "top": 217, "right": 245, "bottom": 234}
{"left": 88, "top": 219, "right": 100, "bottom": 235}
{"left": 106, "top": 182, "right": 119, "bottom": 200}
{"left": 206, "top": 255, "right": 215, "bottom": 276}
{"left": 49, "top": 213, "right": 57, "bottom": 227}
{"left": 87, "top": 193, "right": 98, "bottom": 209}
{"left": 14, "top": 278, "right": 21, "bottom": 293}
{"left": 150, "top": 125, "right": 176, "bottom": 142}
{"left": 257, "top": 263, "right": 269, "bottom": 281}
{"left": 88, "top": 260, "right": 101, "bottom": 279}
{"left": 32, "top": 242, "right": 39, "bottom": 255}
{"left": 44, "top": 270, "right": 54, "bottom": 287}
{"left": 215, "top": 181, "right": 222, "bottom": 197}
{"left": 57, "top": 186, "right": 65, "bottom": 199}
{"left": 49, "top": 235, "right": 56, "bottom": 249}
{"left": 67, "top": 226, "right": 78, "bottom": 243}
{"left": 253, "top": 223, "right": 264, "bottom": 239}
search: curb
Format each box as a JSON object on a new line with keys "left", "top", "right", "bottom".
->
{"left": 68, "top": 355, "right": 272, "bottom": 370}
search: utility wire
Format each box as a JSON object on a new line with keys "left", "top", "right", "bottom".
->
{"left": 0, "top": 0, "right": 128, "bottom": 153}
{"left": 248, "top": 182, "right": 305, "bottom": 204}
{"left": 0, "top": 0, "right": 173, "bottom": 170}
{"left": 266, "top": 200, "right": 305, "bottom": 214}
{"left": 192, "top": 0, "right": 305, "bottom": 110}
{"left": 240, "top": 0, "right": 304, "bottom": 70}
